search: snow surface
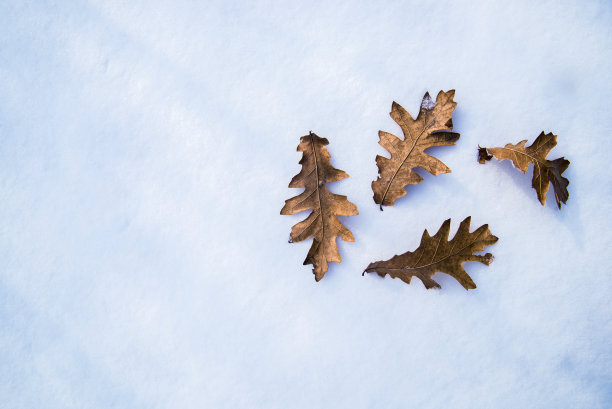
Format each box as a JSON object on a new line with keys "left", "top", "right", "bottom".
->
{"left": 1, "top": 0, "right": 611, "bottom": 408}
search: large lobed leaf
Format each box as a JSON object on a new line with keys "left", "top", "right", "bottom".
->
{"left": 363, "top": 217, "right": 498, "bottom": 290}
{"left": 281, "top": 132, "right": 358, "bottom": 281}
{"left": 372, "top": 90, "right": 460, "bottom": 209}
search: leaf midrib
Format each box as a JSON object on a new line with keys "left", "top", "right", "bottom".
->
{"left": 365, "top": 229, "right": 486, "bottom": 273}
{"left": 379, "top": 113, "right": 434, "bottom": 207}
{"left": 310, "top": 133, "right": 325, "bottom": 244}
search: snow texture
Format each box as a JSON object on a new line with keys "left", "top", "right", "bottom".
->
{"left": 1, "top": 1, "right": 611, "bottom": 408}
{"left": 420, "top": 93, "right": 436, "bottom": 111}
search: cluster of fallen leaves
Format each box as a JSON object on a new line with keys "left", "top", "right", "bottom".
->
{"left": 282, "top": 90, "right": 570, "bottom": 288}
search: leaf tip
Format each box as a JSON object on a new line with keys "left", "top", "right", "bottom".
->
{"left": 478, "top": 146, "right": 493, "bottom": 164}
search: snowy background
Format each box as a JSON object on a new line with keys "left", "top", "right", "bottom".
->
{"left": 1, "top": 0, "right": 611, "bottom": 408}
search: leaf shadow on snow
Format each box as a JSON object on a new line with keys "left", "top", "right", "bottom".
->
{"left": 363, "top": 265, "right": 490, "bottom": 294}
{"left": 430, "top": 260, "right": 495, "bottom": 294}
{"left": 482, "top": 156, "right": 584, "bottom": 246}
{"left": 548, "top": 162, "right": 584, "bottom": 246}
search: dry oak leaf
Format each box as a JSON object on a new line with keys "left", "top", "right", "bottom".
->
{"left": 363, "top": 217, "right": 498, "bottom": 290}
{"left": 372, "top": 90, "right": 460, "bottom": 209}
{"left": 479, "top": 132, "right": 570, "bottom": 209}
{"left": 281, "top": 132, "right": 358, "bottom": 281}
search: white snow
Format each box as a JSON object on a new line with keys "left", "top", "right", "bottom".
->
{"left": 1, "top": 0, "right": 611, "bottom": 408}
{"left": 420, "top": 93, "right": 436, "bottom": 111}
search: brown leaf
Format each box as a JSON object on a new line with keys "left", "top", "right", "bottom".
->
{"left": 363, "top": 217, "right": 498, "bottom": 290}
{"left": 281, "top": 132, "right": 358, "bottom": 281}
{"left": 372, "top": 90, "right": 460, "bottom": 209}
{"left": 479, "top": 132, "right": 570, "bottom": 209}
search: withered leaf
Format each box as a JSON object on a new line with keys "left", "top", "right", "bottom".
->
{"left": 478, "top": 145, "right": 493, "bottom": 164}
{"left": 363, "top": 217, "right": 498, "bottom": 290}
{"left": 372, "top": 90, "right": 460, "bottom": 209}
{"left": 281, "top": 132, "right": 358, "bottom": 281}
{"left": 479, "top": 132, "right": 570, "bottom": 209}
